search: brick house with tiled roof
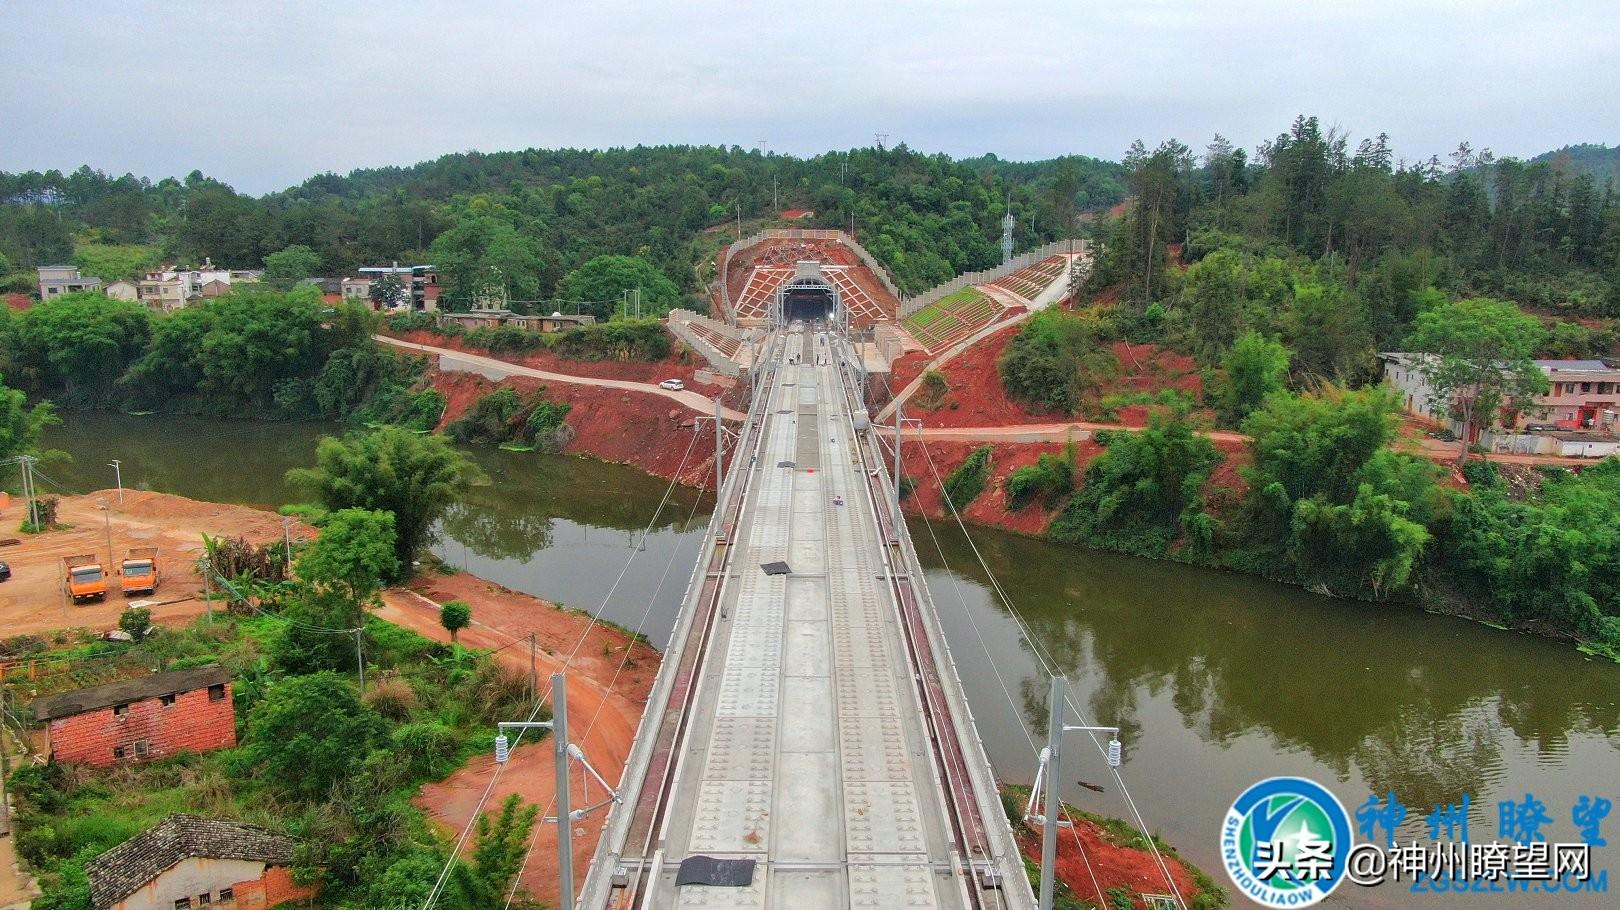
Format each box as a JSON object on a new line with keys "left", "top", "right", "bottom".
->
{"left": 85, "top": 814, "right": 314, "bottom": 909}
{"left": 33, "top": 666, "right": 236, "bottom": 767}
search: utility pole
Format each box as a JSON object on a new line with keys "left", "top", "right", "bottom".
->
{"left": 99, "top": 500, "right": 114, "bottom": 572}
{"left": 355, "top": 628, "right": 366, "bottom": 692}
{"left": 0, "top": 683, "right": 10, "bottom": 830}
{"left": 1039, "top": 677, "right": 1065, "bottom": 910}
{"left": 109, "top": 459, "right": 123, "bottom": 504}
{"left": 19, "top": 455, "right": 38, "bottom": 530}
{"left": 553, "top": 672, "right": 574, "bottom": 908}
{"left": 282, "top": 517, "right": 293, "bottom": 565}
{"left": 735, "top": 202, "right": 742, "bottom": 240}
{"left": 495, "top": 673, "right": 601, "bottom": 910}
{"left": 1036, "top": 676, "right": 1123, "bottom": 910}
{"left": 713, "top": 396, "right": 724, "bottom": 495}
{"left": 529, "top": 633, "right": 539, "bottom": 706}
{"left": 201, "top": 557, "right": 213, "bottom": 625}
{"left": 891, "top": 401, "right": 902, "bottom": 540}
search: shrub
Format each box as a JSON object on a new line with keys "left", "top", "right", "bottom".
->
{"left": 1050, "top": 413, "right": 1221, "bottom": 559}
{"left": 1005, "top": 452, "right": 1075, "bottom": 509}
{"left": 997, "top": 309, "right": 1118, "bottom": 414}
{"left": 942, "top": 447, "right": 993, "bottom": 512}
{"left": 914, "top": 370, "right": 950, "bottom": 409}
{"left": 392, "top": 721, "right": 462, "bottom": 780}
{"left": 364, "top": 675, "right": 421, "bottom": 720}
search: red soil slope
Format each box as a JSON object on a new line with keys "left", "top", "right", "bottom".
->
{"left": 387, "top": 328, "right": 714, "bottom": 388}
{"left": 431, "top": 370, "right": 722, "bottom": 488}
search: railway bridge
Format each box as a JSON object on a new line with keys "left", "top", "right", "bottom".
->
{"left": 578, "top": 324, "right": 1034, "bottom": 908}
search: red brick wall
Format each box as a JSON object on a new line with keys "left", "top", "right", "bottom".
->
{"left": 251, "top": 864, "right": 317, "bottom": 907}
{"left": 48, "top": 683, "right": 236, "bottom": 767}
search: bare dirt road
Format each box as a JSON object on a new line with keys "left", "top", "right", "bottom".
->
{"left": 0, "top": 491, "right": 312, "bottom": 638}
{"left": 383, "top": 572, "right": 659, "bottom": 909}
{"left": 376, "top": 334, "right": 748, "bottom": 420}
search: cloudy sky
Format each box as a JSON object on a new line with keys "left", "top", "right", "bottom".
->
{"left": 3, "top": 1, "right": 1615, "bottom": 194}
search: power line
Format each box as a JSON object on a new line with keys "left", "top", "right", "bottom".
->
{"left": 419, "top": 426, "right": 706, "bottom": 909}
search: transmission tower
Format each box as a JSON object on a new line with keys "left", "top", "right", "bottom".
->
{"left": 1001, "top": 196, "right": 1015, "bottom": 265}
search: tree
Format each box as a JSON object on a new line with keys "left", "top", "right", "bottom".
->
{"left": 1048, "top": 412, "right": 1221, "bottom": 558}
{"left": 369, "top": 273, "right": 405, "bottom": 310}
{"left": 1241, "top": 386, "right": 1439, "bottom": 596}
{"left": 444, "top": 794, "right": 540, "bottom": 908}
{"left": 269, "top": 588, "right": 367, "bottom": 676}
{"left": 244, "top": 672, "right": 386, "bottom": 801}
{"left": 10, "top": 293, "right": 151, "bottom": 403}
{"left": 295, "top": 508, "right": 398, "bottom": 606}
{"left": 996, "top": 309, "right": 1117, "bottom": 414}
{"left": 1213, "top": 331, "right": 1289, "bottom": 425}
{"left": 1405, "top": 298, "right": 1549, "bottom": 457}
{"left": 556, "top": 255, "right": 681, "bottom": 321}
{"left": 0, "top": 372, "right": 58, "bottom": 488}
{"left": 288, "top": 427, "right": 483, "bottom": 579}
{"left": 117, "top": 606, "right": 152, "bottom": 639}
{"left": 263, "top": 244, "right": 322, "bottom": 289}
{"left": 440, "top": 599, "right": 471, "bottom": 642}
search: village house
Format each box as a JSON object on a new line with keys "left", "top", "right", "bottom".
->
{"left": 1380, "top": 352, "right": 1620, "bottom": 456}
{"left": 137, "top": 260, "right": 263, "bottom": 313}
{"left": 104, "top": 279, "right": 141, "bottom": 302}
{"left": 347, "top": 262, "right": 440, "bottom": 311}
{"left": 36, "top": 265, "right": 104, "bottom": 298}
{"left": 32, "top": 666, "right": 236, "bottom": 767}
{"left": 85, "top": 814, "right": 314, "bottom": 910}
{"left": 780, "top": 209, "right": 815, "bottom": 220}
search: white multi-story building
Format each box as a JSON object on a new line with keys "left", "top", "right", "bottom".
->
{"left": 136, "top": 259, "right": 262, "bottom": 312}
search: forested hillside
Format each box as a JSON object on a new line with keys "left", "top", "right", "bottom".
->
{"left": 1531, "top": 143, "right": 1620, "bottom": 187}
{"left": 1088, "top": 117, "right": 1620, "bottom": 373}
{"left": 990, "top": 115, "right": 1620, "bottom": 656}
{"left": 0, "top": 145, "right": 1128, "bottom": 306}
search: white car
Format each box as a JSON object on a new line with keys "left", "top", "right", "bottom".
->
{"left": 659, "top": 378, "right": 685, "bottom": 391}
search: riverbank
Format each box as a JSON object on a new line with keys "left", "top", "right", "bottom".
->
{"left": 378, "top": 571, "right": 659, "bottom": 909}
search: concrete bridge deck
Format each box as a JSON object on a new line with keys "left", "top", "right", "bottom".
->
{"left": 580, "top": 329, "right": 1032, "bottom": 909}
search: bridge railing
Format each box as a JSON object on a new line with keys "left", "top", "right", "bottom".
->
{"left": 898, "top": 238, "right": 1089, "bottom": 317}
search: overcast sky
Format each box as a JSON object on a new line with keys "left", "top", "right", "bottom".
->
{"left": 3, "top": 1, "right": 1615, "bottom": 195}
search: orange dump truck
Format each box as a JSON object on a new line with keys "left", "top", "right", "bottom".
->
{"left": 63, "top": 554, "right": 108, "bottom": 602}
{"left": 121, "top": 546, "right": 160, "bottom": 596}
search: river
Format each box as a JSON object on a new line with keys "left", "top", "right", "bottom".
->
{"left": 45, "top": 413, "right": 1620, "bottom": 908}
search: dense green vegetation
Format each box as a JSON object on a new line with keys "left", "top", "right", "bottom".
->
{"left": 1004, "top": 449, "right": 1075, "bottom": 510}
{"left": 942, "top": 446, "right": 993, "bottom": 511}
{"left": 446, "top": 387, "right": 573, "bottom": 451}
{"left": 997, "top": 309, "right": 1119, "bottom": 414}
{"left": 0, "top": 145, "right": 1125, "bottom": 308}
{"left": 288, "top": 426, "right": 484, "bottom": 580}
{"left": 986, "top": 115, "right": 1620, "bottom": 656}
{"left": 1048, "top": 417, "right": 1221, "bottom": 560}
{"left": 1088, "top": 118, "right": 1620, "bottom": 381}
{"left": 7, "top": 522, "right": 545, "bottom": 909}
{"left": 389, "top": 311, "right": 673, "bottom": 362}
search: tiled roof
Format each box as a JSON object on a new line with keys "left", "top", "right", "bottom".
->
{"left": 33, "top": 666, "right": 230, "bottom": 720}
{"left": 86, "top": 814, "right": 297, "bottom": 909}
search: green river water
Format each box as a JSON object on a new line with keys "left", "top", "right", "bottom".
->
{"left": 44, "top": 413, "right": 1619, "bottom": 908}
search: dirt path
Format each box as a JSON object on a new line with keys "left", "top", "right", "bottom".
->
{"left": 376, "top": 334, "right": 748, "bottom": 420}
{"left": 0, "top": 491, "right": 314, "bottom": 637}
{"left": 381, "top": 572, "right": 659, "bottom": 908}
{"left": 884, "top": 422, "right": 1249, "bottom": 445}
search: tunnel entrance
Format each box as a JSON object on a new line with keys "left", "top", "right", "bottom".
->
{"left": 783, "top": 285, "right": 836, "bottom": 324}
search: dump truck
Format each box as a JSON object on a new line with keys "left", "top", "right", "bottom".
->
{"left": 120, "top": 546, "right": 159, "bottom": 596}
{"left": 63, "top": 554, "right": 108, "bottom": 602}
